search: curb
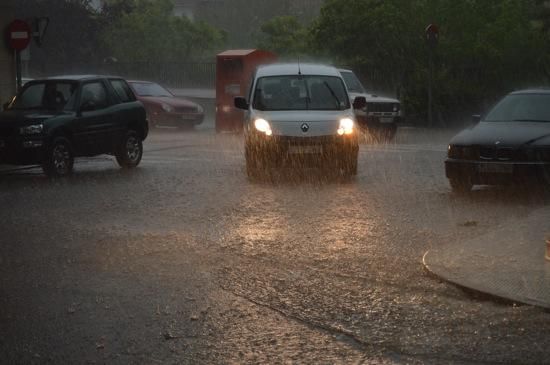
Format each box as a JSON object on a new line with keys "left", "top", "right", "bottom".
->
{"left": 422, "top": 250, "right": 550, "bottom": 310}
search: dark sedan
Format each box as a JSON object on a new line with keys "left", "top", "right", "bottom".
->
{"left": 128, "top": 81, "right": 204, "bottom": 129}
{"left": 446, "top": 89, "right": 550, "bottom": 192}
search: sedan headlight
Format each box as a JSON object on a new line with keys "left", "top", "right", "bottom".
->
{"left": 19, "top": 124, "right": 44, "bottom": 135}
{"left": 337, "top": 118, "right": 355, "bottom": 135}
{"left": 161, "top": 103, "right": 174, "bottom": 113}
{"left": 254, "top": 118, "right": 272, "bottom": 136}
{"left": 448, "top": 144, "right": 461, "bottom": 159}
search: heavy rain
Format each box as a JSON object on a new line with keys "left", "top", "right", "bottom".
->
{"left": 1, "top": 1, "right": 550, "bottom": 364}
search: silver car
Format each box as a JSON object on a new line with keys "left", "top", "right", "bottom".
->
{"left": 234, "top": 63, "right": 365, "bottom": 178}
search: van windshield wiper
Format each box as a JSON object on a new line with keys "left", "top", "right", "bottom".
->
{"left": 323, "top": 81, "right": 342, "bottom": 109}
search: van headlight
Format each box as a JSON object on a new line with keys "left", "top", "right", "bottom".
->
{"left": 337, "top": 118, "right": 354, "bottom": 135}
{"left": 20, "top": 124, "right": 44, "bottom": 135}
{"left": 254, "top": 118, "right": 272, "bottom": 136}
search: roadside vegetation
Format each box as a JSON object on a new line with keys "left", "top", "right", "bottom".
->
{"left": 14, "top": 0, "right": 550, "bottom": 126}
{"left": 260, "top": 0, "right": 550, "bottom": 125}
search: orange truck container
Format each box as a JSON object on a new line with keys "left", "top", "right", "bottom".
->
{"left": 215, "top": 49, "right": 277, "bottom": 133}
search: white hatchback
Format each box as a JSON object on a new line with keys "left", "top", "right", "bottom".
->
{"left": 234, "top": 63, "right": 365, "bottom": 178}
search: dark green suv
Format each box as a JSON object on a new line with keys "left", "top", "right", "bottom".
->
{"left": 0, "top": 75, "right": 148, "bottom": 177}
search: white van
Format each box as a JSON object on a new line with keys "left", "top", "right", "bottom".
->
{"left": 234, "top": 63, "right": 365, "bottom": 178}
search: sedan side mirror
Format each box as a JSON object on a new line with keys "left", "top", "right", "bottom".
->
{"left": 353, "top": 96, "right": 367, "bottom": 110}
{"left": 471, "top": 114, "right": 481, "bottom": 124}
{"left": 234, "top": 96, "right": 249, "bottom": 110}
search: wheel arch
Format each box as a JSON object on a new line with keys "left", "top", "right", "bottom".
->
{"left": 127, "top": 120, "right": 148, "bottom": 140}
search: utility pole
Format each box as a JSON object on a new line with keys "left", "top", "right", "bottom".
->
{"left": 425, "top": 24, "right": 439, "bottom": 127}
{"left": 0, "top": 1, "right": 16, "bottom": 108}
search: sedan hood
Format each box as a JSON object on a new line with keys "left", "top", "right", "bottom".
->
{"left": 348, "top": 92, "right": 399, "bottom": 104}
{"left": 451, "top": 121, "right": 550, "bottom": 147}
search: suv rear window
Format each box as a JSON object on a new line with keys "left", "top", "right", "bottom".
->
{"left": 110, "top": 79, "right": 136, "bottom": 103}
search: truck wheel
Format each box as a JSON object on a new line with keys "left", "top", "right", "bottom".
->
{"left": 449, "top": 178, "right": 472, "bottom": 193}
{"left": 384, "top": 124, "right": 397, "bottom": 141}
{"left": 43, "top": 136, "right": 74, "bottom": 178}
{"left": 115, "top": 130, "right": 143, "bottom": 168}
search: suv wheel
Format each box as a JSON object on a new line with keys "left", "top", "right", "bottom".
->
{"left": 43, "top": 137, "right": 74, "bottom": 177}
{"left": 115, "top": 130, "right": 143, "bottom": 168}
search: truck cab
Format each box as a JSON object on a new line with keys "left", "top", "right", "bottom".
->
{"left": 339, "top": 69, "right": 401, "bottom": 141}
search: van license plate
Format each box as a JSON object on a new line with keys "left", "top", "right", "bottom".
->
{"left": 380, "top": 117, "right": 394, "bottom": 124}
{"left": 477, "top": 163, "right": 513, "bottom": 174}
{"left": 288, "top": 145, "right": 322, "bottom": 154}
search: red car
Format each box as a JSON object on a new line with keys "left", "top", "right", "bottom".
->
{"left": 128, "top": 80, "right": 204, "bottom": 129}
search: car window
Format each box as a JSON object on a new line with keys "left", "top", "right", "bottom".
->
{"left": 130, "top": 82, "right": 172, "bottom": 97}
{"left": 80, "top": 82, "right": 109, "bottom": 111}
{"left": 484, "top": 94, "right": 550, "bottom": 122}
{"left": 253, "top": 75, "right": 350, "bottom": 111}
{"left": 10, "top": 81, "right": 78, "bottom": 111}
{"left": 110, "top": 79, "right": 136, "bottom": 103}
{"left": 13, "top": 83, "right": 44, "bottom": 109}
{"left": 340, "top": 71, "right": 366, "bottom": 93}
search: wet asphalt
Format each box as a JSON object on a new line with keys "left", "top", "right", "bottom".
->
{"left": 1, "top": 125, "right": 549, "bottom": 364}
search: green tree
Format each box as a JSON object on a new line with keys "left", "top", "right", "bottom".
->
{"left": 100, "top": 0, "right": 225, "bottom": 63}
{"left": 257, "top": 16, "right": 311, "bottom": 59}
{"left": 312, "top": 0, "right": 547, "bottom": 125}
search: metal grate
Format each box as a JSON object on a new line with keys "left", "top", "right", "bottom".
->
{"left": 368, "top": 102, "right": 394, "bottom": 113}
{"left": 0, "top": 127, "right": 14, "bottom": 138}
{"left": 479, "top": 146, "right": 495, "bottom": 160}
{"left": 496, "top": 147, "right": 513, "bottom": 161}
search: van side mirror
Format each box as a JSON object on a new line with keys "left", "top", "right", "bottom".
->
{"left": 471, "top": 114, "right": 481, "bottom": 124}
{"left": 353, "top": 96, "right": 367, "bottom": 110}
{"left": 234, "top": 96, "right": 248, "bottom": 110}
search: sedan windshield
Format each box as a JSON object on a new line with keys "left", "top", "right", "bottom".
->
{"left": 485, "top": 94, "right": 550, "bottom": 122}
{"left": 253, "top": 75, "right": 350, "bottom": 111}
{"left": 131, "top": 82, "right": 172, "bottom": 97}
{"left": 10, "top": 81, "right": 78, "bottom": 111}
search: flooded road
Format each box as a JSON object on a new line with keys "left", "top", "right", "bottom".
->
{"left": 1, "top": 128, "right": 549, "bottom": 364}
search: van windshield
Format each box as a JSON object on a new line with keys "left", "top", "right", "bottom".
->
{"left": 253, "top": 75, "right": 350, "bottom": 111}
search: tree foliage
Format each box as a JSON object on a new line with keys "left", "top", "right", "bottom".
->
{"left": 257, "top": 16, "right": 311, "bottom": 59}
{"left": 100, "top": 0, "right": 225, "bottom": 63}
{"left": 306, "top": 0, "right": 548, "bottom": 124}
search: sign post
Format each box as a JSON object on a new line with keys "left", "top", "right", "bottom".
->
{"left": 6, "top": 19, "right": 32, "bottom": 91}
{"left": 425, "top": 24, "right": 439, "bottom": 127}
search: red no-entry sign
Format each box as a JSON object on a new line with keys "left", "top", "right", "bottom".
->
{"left": 7, "top": 19, "right": 31, "bottom": 51}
